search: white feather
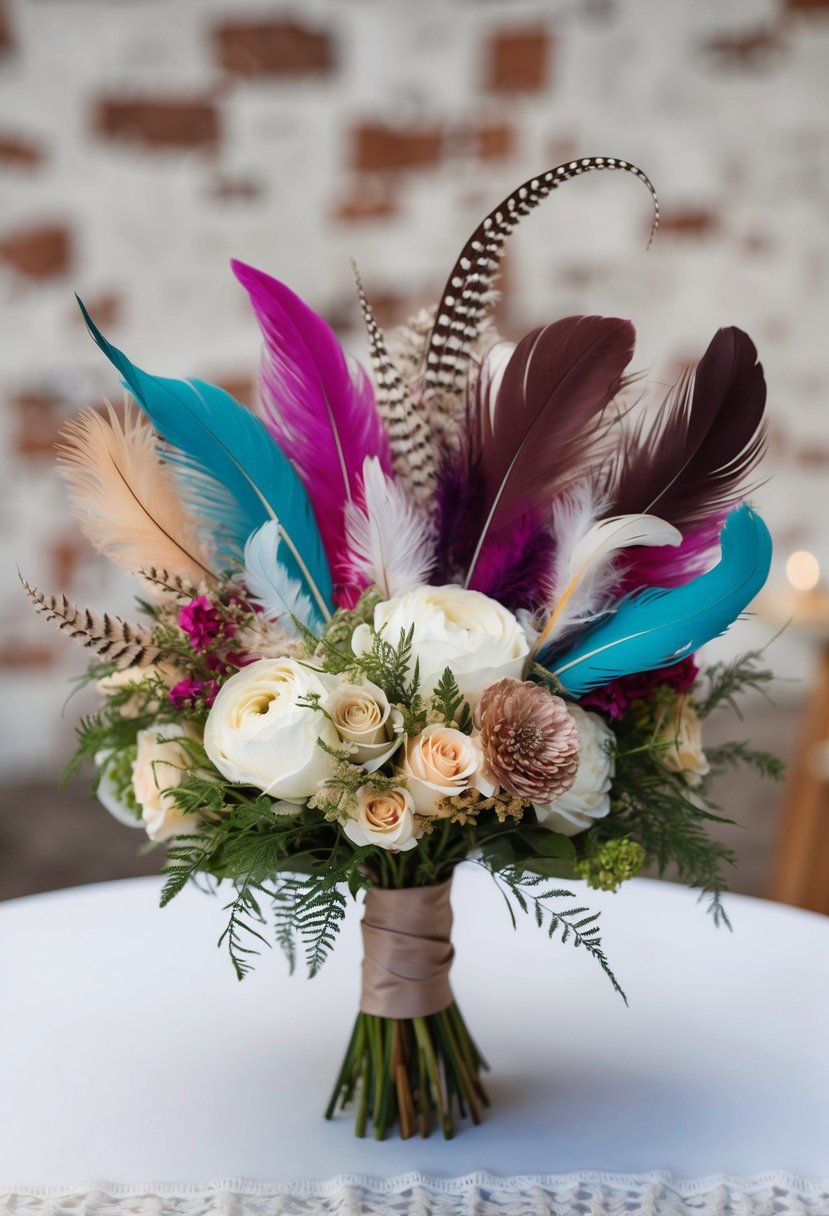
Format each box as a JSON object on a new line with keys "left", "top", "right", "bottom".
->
{"left": 243, "top": 521, "right": 315, "bottom": 633}
{"left": 538, "top": 490, "right": 681, "bottom": 649}
{"left": 344, "top": 456, "right": 436, "bottom": 599}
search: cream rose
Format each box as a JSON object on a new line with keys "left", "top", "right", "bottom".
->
{"left": 132, "top": 723, "right": 202, "bottom": 842}
{"left": 401, "top": 724, "right": 496, "bottom": 816}
{"left": 204, "top": 658, "right": 339, "bottom": 802}
{"left": 343, "top": 785, "right": 418, "bottom": 852}
{"left": 328, "top": 679, "right": 403, "bottom": 769}
{"left": 351, "top": 584, "right": 529, "bottom": 705}
{"left": 534, "top": 705, "right": 616, "bottom": 836}
{"left": 657, "top": 696, "right": 710, "bottom": 788}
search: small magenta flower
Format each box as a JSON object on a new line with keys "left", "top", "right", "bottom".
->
{"left": 170, "top": 677, "right": 219, "bottom": 709}
{"left": 580, "top": 656, "right": 699, "bottom": 721}
{"left": 178, "top": 596, "right": 223, "bottom": 651}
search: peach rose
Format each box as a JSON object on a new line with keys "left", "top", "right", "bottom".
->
{"left": 401, "top": 724, "right": 495, "bottom": 816}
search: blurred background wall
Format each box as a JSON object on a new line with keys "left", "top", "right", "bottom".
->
{"left": 1, "top": 0, "right": 828, "bottom": 898}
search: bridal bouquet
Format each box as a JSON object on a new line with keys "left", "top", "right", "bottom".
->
{"left": 25, "top": 157, "right": 781, "bottom": 1140}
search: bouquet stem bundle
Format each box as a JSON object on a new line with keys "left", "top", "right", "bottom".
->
{"left": 326, "top": 1003, "right": 488, "bottom": 1140}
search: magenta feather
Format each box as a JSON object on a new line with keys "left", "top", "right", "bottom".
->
{"left": 467, "top": 511, "right": 556, "bottom": 613}
{"left": 617, "top": 518, "right": 725, "bottom": 595}
{"left": 232, "top": 260, "right": 392, "bottom": 604}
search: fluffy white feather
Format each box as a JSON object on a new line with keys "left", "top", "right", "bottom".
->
{"left": 344, "top": 456, "right": 436, "bottom": 598}
{"left": 537, "top": 490, "right": 681, "bottom": 650}
{"left": 243, "top": 521, "right": 316, "bottom": 633}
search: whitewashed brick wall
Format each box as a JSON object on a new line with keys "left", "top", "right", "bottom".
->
{"left": 1, "top": 0, "right": 828, "bottom": 775}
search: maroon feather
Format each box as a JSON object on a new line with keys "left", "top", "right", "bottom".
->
{"left": 608, "top": 327, "right": 766, "bottom": 588}
{"left": 610, "top": 327, "right": 766, "bottom": 527}
{"left": 461, "top": 316, "right": 635, "bottom": 586}
{"left": 480, "top": 317, "right": 635, "bottom": 525}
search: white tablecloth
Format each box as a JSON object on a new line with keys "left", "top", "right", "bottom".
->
{"left": 1, "top": 867, "right": 827, "bottom": 1199}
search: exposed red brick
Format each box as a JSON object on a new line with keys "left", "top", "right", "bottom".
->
{"left": 11, "top": 390, "right": 70, "bottom": 458}
{"left": 212, "top": 375, "right": 255, "bottom": 410}
{"left": 0, "top": 0, "right": 13, "bottom": 53}
{"left": 485, "top": 27, "right": 552, "bottom": 93}
{"left": 657, "top": 208, "right": 720, "bottom": 238}
{"left": 49, "top": 538, "right": 88, "bottom": 591}
{"left": 704, "top": 27, "right": 785, "bottom": 67}
{"left": 795, "top": 442, "right": 829, "bottom": 467}
{"left": 547, "top": 136, "right": 580, "bottom": 167}
{"left": 69, "top": 291, "right": 121, "bottom": 331}
{"left": 93, "top": 97, "right": 219, "bottom": 150}
{"left": 471, "top": 122, "right": 515, "bottom": 162}
{"left": 0, "top": 223, "right": 71, "bottom": 279}
{"left": 352, "top": 122, "right": 444, "bottom": 173}
{"left": 361, "top": 292, "right": 414, "bottom": 331}
{"left": 0, "top": 640, "right": 58, "bottom": 670}
{"left": 0, "top": 134, "right": 44, "bottom": 167}
{"left": 214, "top": 18, "right": 334, "bottom": 77}
{"left": 785, "top": 0, "right": 829, "bottom": 9}
{"left": 332, "top": 179, "right": 399, "bottom": 222}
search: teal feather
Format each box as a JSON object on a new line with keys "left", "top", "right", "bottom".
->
{"left": 77, "top": 297, "right": 333, "bottom": 625}
{"left": 543, "top": 505, "right": 771, "bottom": 696}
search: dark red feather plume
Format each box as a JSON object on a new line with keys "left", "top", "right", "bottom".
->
{"left": 460, "top": 315, "right": 635, "bottom": 586}
{"left": 609, "top": 327, "right": 766, "bottom": 527}
{"left": 607, "top": 326, "right": 766, "bottom": 586}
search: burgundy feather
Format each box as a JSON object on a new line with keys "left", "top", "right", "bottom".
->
{"left": 610, "top": 327, "right": 766, "bottom": 528}
{"left": 608, "top": 327, "right": 766, "bottom": 589}
{"left": 232, "top": 259, "right": 392, "bottom": 604}
{"left": 462, "top": 315, "right": 635, "bottom": 586}
{"left": 480, "top": 317, "right": 635, "bottom": 526}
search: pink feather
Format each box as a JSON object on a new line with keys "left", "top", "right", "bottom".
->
{"left": 232, "top": 260, "right": 392, "bottom": 604}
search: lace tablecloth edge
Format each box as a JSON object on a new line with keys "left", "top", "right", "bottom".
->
{"left": 3, "top": 1170, "right": 829, "bottom": 1199}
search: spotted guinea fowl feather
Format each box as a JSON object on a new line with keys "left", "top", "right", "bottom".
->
{"left": 423, "top": 157, "right": 659, "bottom": 404}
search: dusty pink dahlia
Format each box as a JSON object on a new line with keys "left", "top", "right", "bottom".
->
{"left": 477, "top": 678, "right": 580, "bottom": 803}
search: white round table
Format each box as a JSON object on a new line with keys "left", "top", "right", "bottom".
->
{"left": 1, "top": 867, "right": 827, "bottom": 1191}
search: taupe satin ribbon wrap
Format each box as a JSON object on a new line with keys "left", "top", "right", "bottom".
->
{"left": 360, "top": 879, "right": 454, "bottom": 1019}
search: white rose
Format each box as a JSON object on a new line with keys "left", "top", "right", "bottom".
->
{"left": 204, "top": 658, "right": 339, "bottom": 802}
{"left": 328, "top": 679, "right": 403, "bottom": 769}
{"left": 534, "top": 706, "right": 616, "bottom": 836}
{"left": 132, "top": 722, "right": 202, "bottom": 842}
{"left": 401, "top": 724, "right": 496, "bottom": 816}
{"left": 343, "top": 786, "right": 419, "bottom": 852}
{"left": 656, "top": 696, "right": 710, "bottom": 788}
{"left": 352, "top": 584, "right": 529, "bottom": 705}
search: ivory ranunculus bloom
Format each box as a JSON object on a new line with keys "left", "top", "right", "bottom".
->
{"left": 534, "top": 705, "right": 615, "bottom": 836}
{"left": 132, "top": 722, "right": 202, "bottom": 842}
{"left": 402, "top": 724, "right": 496, "bottom": 816}
{"left": 656, "top": 696, "right": 710, "bottom": 788}
{"left": 328, "top": 679, "right": 402, "bottom": 768}
{"left": 204, "top": 658, "right": 339, "bottom": 802}
{"left": 344, "top": 786, "right": 418, "bottom": 851}
{"left": 351, "top": 584, "right": 529, "bottom": 704}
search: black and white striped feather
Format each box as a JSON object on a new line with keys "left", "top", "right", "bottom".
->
{"left": 423, "top": 157, "right": 659, "bottom": 403}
